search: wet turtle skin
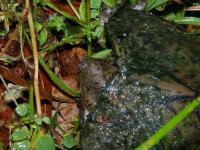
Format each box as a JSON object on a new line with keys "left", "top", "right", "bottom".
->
{"left": 80, "top": 5, "right": 200, "bottom": 150}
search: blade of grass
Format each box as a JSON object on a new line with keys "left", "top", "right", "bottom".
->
{"left": 135, "top": 97, "right": 200, "bottom": 150}
{"left": 38, "top": 55, "right": 80, "bottom": 97}
{"left": 173, "top": 17, "right": 200, "bottom": 25}
{"left": 146, "top": 0, "right": 169, "bottom": 11}
{"left": 90, "top": 49, "right": 112, "bottom": 59}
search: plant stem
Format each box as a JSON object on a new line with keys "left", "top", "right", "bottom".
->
{"left": 26, "top": 0, "right": 42, "bottom": 116}
{"left": 30, "top": 128, "right": 45, "bottom": 150}
{"left": 28, "top": 84, "right": 35, "bottom": 115}
{"left": 39, "top": 33, "right": 85, "bottom": 53}
{"left": 85, "top": 0, "right": 92, "bottom": 56}
{"left": 86, "top": 0, "right": 90, "bottom": 24}
{"left": 136, "top": 97, "right": 200, "bottom": 150}
{"left": 87, "top": 42, "right": 92, "bottom": 56}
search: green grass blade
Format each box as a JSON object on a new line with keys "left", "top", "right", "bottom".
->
{"left": 173, "top": 17, "right": 200, "bottom": 25}
{"left": 146, "top": 0, "right": 169, "bottom": 11}
{"left": 135, "top": 97, "right": 200, "bottom": 150}
{"left": 38, "top": 55, "right": 80, "bottom": 97}
{"left": 90, "top": 49, "right": 112, "bottom": 59}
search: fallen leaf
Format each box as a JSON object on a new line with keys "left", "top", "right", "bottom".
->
{"left": 0, "top": 66, "right": 29, "bottom": 87}
{"left": 0, "top": 129, "right": 9, "bottom": 149}
{"left": 53, "top": 101, "right": 79, "bottom": 134}
{"left": 52, "top": 75, "right": 80, "bottom": 134}
{"left": 58, "top": 47, "right": 86, "bottom": 76}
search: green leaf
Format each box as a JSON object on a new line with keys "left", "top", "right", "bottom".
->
{"left": 129, "top": 0, "right": 139, "bottom": 4}
{"left": 164, "top": 12, "right": 176, "bottom": 21}
{"left": 79, "top": 0, "right": 86, "bottom": 21}
{"left": 92, "top": 26, "right": 104, "bottom": 38}
{"left": 34, "top": 115, "right": 42, "bottom": 125}
{"left": 0, "top": 142, "right": 4, "bottom": 150}
{"left": 91, "top": 49, "right": 112, "bottom": 59}
{"left": 38, "top": 28, "right": 48, "bottom": 46}
{"left": 90, "top": 20, "right": 100, "bottom": 29}
{"left": 47, "top": 15, "right": 66, "bottom": 31}
{"left": 102, "top": 0, "right": 116, "bottom": 7}
{"left": 173, "top": 17, "right": 200, "bottom": 25}
{"left": 11, "top": 140, "right": 30, "bottom": 150}
{"left": 63, "top": 135, "right": 76, "bottom": 149}
{"left": 146, "top": 0, "right": 170, "bottom": 11}
{"left": 155, "top": 4, "right": 166, "bottom": 11}
{"left": 91, "top": 9, "right": 99, "bottom": 19}
{"left": 42, "top": 116, "right": 51, "bottom": 125}
{"left": 36, "top": 0, "right": 42, "bottom": 3}
{"left": 15, "top": 104, "right": 28, "bottom": 117}
{"left": 11, "top": 126, "right": 30, "bottom": 142}
{"left": 175, "top": 9, "right": 185, "bottom": 18}
{"left": 34, "top": 21, "right": 43, "bottom": 33}
{"left": 35, "top": 134, "right": 55, "bottom": 150}
{"left": 73, "top": 117, "right": 79, "bottom": 131}
{"left": 0, "top": 30, "right": 9, "bottom": 36}
{"left": 90, "top": 0, "right": 102, "bottom": 9}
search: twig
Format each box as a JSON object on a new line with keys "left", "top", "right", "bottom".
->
{"left": 66, "top": 0, "right": 80, "bottom": 20}
{"left": 26, "top": 0, "right": 42, "bottom": 116}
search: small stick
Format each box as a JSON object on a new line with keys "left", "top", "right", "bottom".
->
{"left": 26, "top": 0, "right": 42, "bottom": 116}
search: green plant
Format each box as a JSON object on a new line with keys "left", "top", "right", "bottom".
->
{"left": 1, "top": 0, "right": 200, "bottom": 149}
